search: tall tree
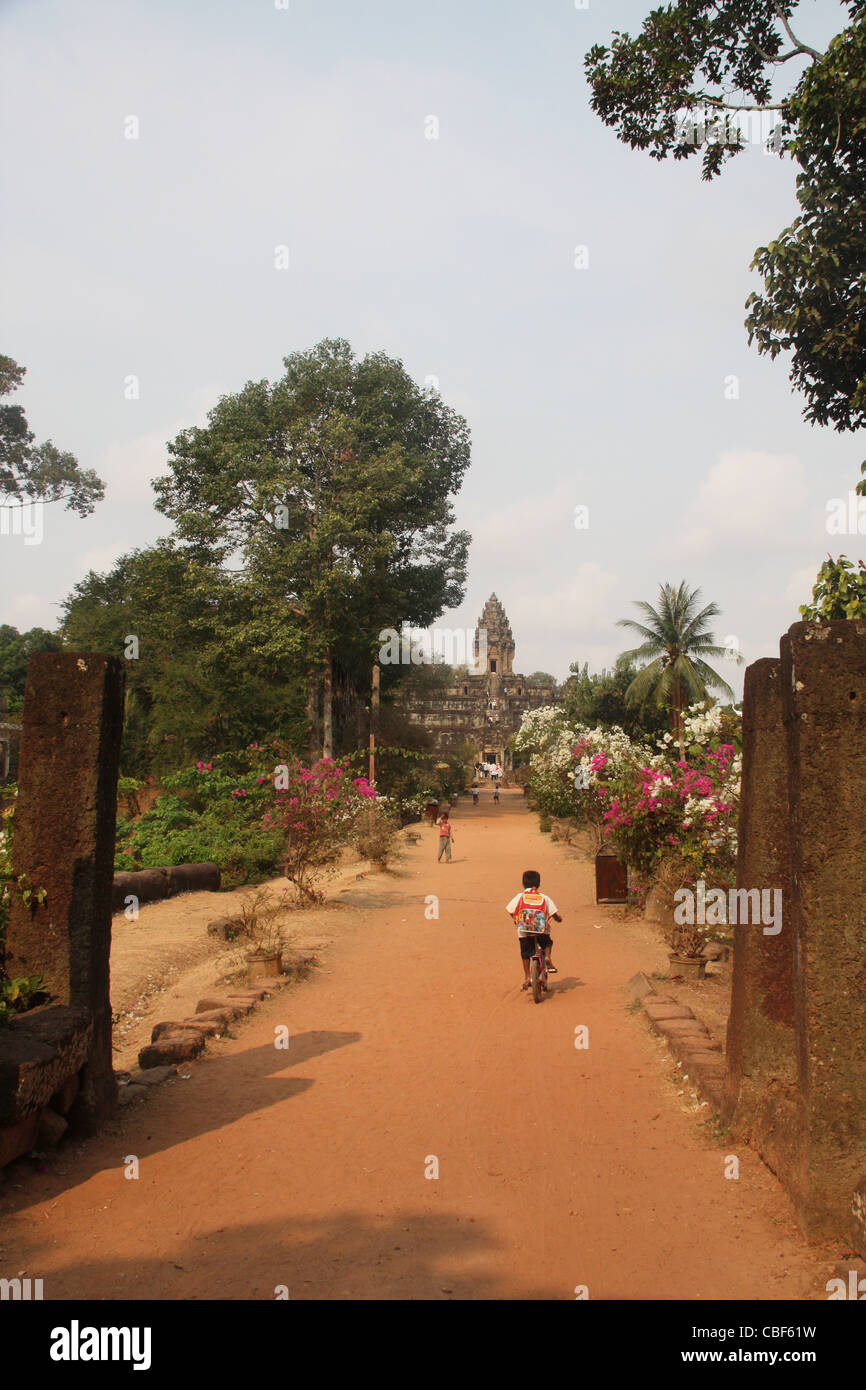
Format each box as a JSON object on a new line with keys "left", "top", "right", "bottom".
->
{"left": 564, "top": 655, "right": 671, "bottom": 741}
{"left": 0, "top": 356, "right": 104, "bottom": 514}
{"left": 616, "top": 581, "right": 738, "bottom": 750}
{"left": 153, "top": 340, "right": 470, "bottom": 760}
{"left": 60, "top": 543, "right": 309, "bottom": 774}
{"left": 586, "top": 4, "right": 866, "bottom": 492}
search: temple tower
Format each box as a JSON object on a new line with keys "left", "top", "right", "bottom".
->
{"left": 475, "top": 593, "right": 515, "bottom": 676}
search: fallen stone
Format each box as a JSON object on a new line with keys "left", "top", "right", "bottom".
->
{"left": 117, "top": 1083, "right": 148, "bottom": 1107}
{"left": 224, "top": 996, "right": 257, "bottom": 1013}
{"left": 667, "top": 1035, "right": 720, "bottom": 1067}
{"left": 682, "top": 1051, "right": 727, "bottom": 1073}
{"left": 151, "top": 1018, "right": 221, "bottom": 1042}
{"left": 626, "top": 971, "right": 656, "bottom": 1000}
{"left": 127, "top": 1066, "right": 176, "bottom": 1087}
{"left": 0, "top": 1113, "right": 40, "bottom": 1169}
{"left": 180, "top": 1017, "right": 223, "bottom": 1037}
{"left": 652, "top": 1017, "right": 710, "bottom": 1035}
{"left": 138, "top": 1031, "right": 205, "bottom": 1069}
{"left": 231, "top": 986, "right": 271, "bottom": 1001}
{"left": 196, "top": 998, "right": 244, "bottom": 1019}
{"left": 701, "top": 942, "right": 725, "bottom": 961}
{"left": 112, "top": 867, "right": 170, "bottom": 913}
{"left": 167, "top": 862, "right": 221, "bottom": 897}
{"left": 644, "top": 1002, "right": 694, "bottom": 1021}
{"left": 191, "top": 1009, "right": 235, "bottom": 1029}
{"left": 35, "top": 1107, "right": 68, "bottom": 1149}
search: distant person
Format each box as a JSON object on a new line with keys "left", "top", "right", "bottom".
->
{"left": 493, "top": 785, "right": 500, "bottom": 804}
{"left": 437, "top": 813, "right": 455, "bottom": 862}
{"left": 472, "top": 787, "right": 479, "bottom": 805}
{"left": 505, "top": 869, "right": 562, "bottom": 989}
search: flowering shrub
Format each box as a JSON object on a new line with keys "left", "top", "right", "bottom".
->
{"left": 514, "top": 701, "right": 742, "bottom": 915}
{"left": 263, "top": 756, "right": 378, "bottom": 900}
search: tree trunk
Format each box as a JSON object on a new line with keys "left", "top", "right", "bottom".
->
{"left": 672, "top": 673, "right": 685, "bottom": 759}
{"left": 307, "top": 667, "right": 320, "bottom": 762}
{"left": 322, "top": 647, "right": 334, "bottom": 760}
{"left": 369, "top": 659, "right": 380, "bottom": 784}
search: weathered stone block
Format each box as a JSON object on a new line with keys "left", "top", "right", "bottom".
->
{"left": 167, "top": 862, "right": 221, "bottom": 897}
{"left": 644, "top": 1002, "right": 694, "bottom": 1022}
{"left": 0, "top": 1111, "right": 40, "bottom": 1168}
{"left": 111, "top": 868, "right": 170, "bottom": 913}
{"left": 4, "top": 653, "right": 125, "bottom": 1134}
{"left": 196, "top": 998, "right": 244, "bottom": 1018}
{"left": 36, "top": 1107, "right": 68, "bottom": 1148}
{"left": 0, "top": 1007, "right": 93, "bottom": 1125}
{"left": 626, "top": 971, "right": 656, "bottom": 1000}
{"left": 138, "top": 1031, "right": 205, "bottom": 1068}
{"left": 191, "top": 1009, "right": 234, "bottom": 1029}
{"left": 126, "top": 1065, "right": 176, "bottom": 1087}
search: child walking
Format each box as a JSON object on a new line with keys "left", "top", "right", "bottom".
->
{"left": 437, "top": 813, "right": 455, "bottom": 862}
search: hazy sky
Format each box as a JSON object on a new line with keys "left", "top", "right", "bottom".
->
{"left": 2, "top": 0, "right": 860, "bottom": 695}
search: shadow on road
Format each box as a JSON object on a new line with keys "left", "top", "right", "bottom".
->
{"left": 10, "top": 1208, "right": 566, "bottom": 1300}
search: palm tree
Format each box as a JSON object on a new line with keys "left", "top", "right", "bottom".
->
{"left": 616, "top": 582, "right": 739, "bottom": 753}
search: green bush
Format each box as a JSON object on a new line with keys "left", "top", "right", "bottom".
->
{"left": 114, "top": 750, "right": 287, "bottom": 887}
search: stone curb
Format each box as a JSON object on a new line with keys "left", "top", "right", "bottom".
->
{"left": 134, "top": 952, "right": 317, "bottom": 1072}
{"left": 639, "top": 991, "right": 726, "bottom": 1111}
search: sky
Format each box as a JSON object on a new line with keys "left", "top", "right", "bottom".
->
{"left": 1, "top": 0, "right": 861, "bottom": 696}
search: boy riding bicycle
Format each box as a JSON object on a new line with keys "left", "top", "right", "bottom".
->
{"left": 505, "top": 869, "right": 562, "bottom": 990}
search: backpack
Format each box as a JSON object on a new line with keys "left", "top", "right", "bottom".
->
{"left": 515, "top": 891, "right": 548, "bottom": 934}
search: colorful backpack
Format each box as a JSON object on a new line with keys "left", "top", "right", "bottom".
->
{"left": 515, "top": 891, "right": 548, "bottom": 934}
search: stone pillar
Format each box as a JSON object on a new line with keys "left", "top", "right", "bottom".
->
{"left": 724, "top": 658, "right": 799, "bottom": 1182}
{"left": 5, "top": 653, "right": 126, "bottom": 1133}
{"left": 780, "top": 620, "right": 866, "bottom": 1243}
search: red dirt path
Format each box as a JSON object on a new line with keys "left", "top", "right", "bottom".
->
{"left": 0, "top": 791, "right": 833, "bottom": 1300}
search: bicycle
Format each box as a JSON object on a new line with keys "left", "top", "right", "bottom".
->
{"left": 528, "top": 934, "right": 549, "bottom": 1003}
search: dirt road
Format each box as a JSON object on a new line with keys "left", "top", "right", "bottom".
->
{"left": 0, "top": 791, "right": 832, "bottom": 1300}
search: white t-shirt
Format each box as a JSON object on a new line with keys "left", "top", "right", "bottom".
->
{"left": 506, "top": 890, "right": 558, "bottom": 937}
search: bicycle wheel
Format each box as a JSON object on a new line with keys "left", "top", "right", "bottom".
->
{"left": 530, "top": 955, "right": 542, "bottom": 1004}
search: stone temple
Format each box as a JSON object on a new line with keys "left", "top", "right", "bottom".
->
{"left": 399, "top": 593, "right": 557, "bottom": 776}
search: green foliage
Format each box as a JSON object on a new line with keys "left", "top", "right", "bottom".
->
{"left": 746, "top": 16, "right": 866, "bottom": 438}
{"left": 564, "top": 656, "right": 670, "bottom": 742}
{"left": 585, "top": 0, "right": 804, "bottom": 179}
{"left": 0, "top": 788, "right": 51, "bottom": 1024}
{"left": 115, "top": 753, "right": 285, "bottom": 887}
{"left": 586, "top": 4, "right": 866, "bottom": 483}
{"left": 0, "top": 973, "right": 50, "bottom": 1026}
{"left": 0, "top": 355, "right": 104, "bottom": 515}
{"left": 151, "top": 339, "right": 471, "bottom": 759}
{"left": 61, "top": 542, "right": 311, "bottom": 777}
{"left": 0, "top": 624, "right": 62, "bottom": 713}
{"left": 799, "top": 554, "right": 866, "bottom": 621}
{"left": 617, "top": 582, "right": 739, "bottom": 745}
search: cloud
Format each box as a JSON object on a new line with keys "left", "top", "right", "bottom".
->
{"left": 680, "top": 450, "right": 810, "bottom": 554}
